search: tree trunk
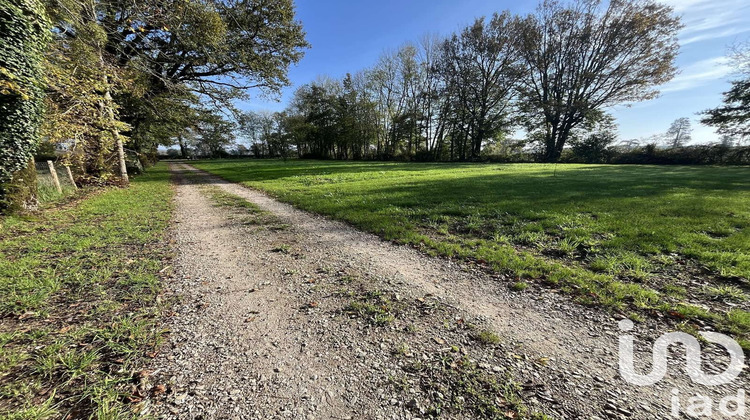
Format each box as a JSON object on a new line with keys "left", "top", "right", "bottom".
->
{"left": 101, "top": 79, "right": 129, "bottom": 184}
{"left": 178, "top": 135, "right": 188, "bottom": 159}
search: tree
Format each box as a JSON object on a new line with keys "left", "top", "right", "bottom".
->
{"left": 416, "top": 34, "right": 445, "bottom": 159}
{"left": 569, "top": 114, "right": 618, "bottom": 163}
{"left": 42, "top": 18, "right": 132, "bottom": 178}
{"left": 439, "top": 12, "right": 523, "bottom": 160}
{"left": 191, "top": 112, "right": 236, "bottom": 158}
{"left": 664, "top": 117, "right": 692, "bottom": 148}
{"left": 700, "top": 40, "right": 749, "bottom": 142}
{"left": 517, "top": 0, "right": 681, "bottom": 162}
{"left": 719, "top": 134, "right": 738, "bottom": 147}
{"left": 43, "top": 0, "right": 309, "bottom": 167}
{"left": 0, "top": 0, "right": 48, "bottom": 212}
{"left": 701, "top": 80, "right": 750, "bottom": 141}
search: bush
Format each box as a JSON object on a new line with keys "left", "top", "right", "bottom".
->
{"left": 569, "top": 133, "right": 615, "bottom": 163}
{"left": 610, "top": 145, "right": 750, "bottom": 165}
{"left": 0, "top": 160, "right": 37, "bottom": 212}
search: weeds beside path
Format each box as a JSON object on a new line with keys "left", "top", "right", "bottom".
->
{"left": 0, "top": 164, "right": 173, "bottom": 419}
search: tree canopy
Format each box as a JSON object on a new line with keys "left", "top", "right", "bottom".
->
{"left": 248, "top": 0, "right": 681, "bottom": 163}
{"left": 42, "top": 0, "right": 308, "bottom": 168}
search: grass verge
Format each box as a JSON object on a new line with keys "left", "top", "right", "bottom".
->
{"left": 0, "top": 163, "right": 173, "bottom": 419}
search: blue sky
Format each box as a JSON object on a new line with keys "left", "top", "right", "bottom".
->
{"left": 243, "top": 0, "right": 750, "bottom": 143}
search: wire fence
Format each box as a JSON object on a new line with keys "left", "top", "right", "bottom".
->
{"left": 35, "top": 161, "right": 77, "bottom": 203}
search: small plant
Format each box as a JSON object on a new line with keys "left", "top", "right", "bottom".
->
{"left": 60, "top": 349, "right": 99, "bottom": 382}
{"left": 511, "top": 281, "right": 528, "bottom": 292}
{"left": 474, "top": 329, "right": 500, "bottom": 345}
{"left": 393, "top": 343, "right": 410, "bottom": 356}
{"left": 663, "top": 283, "right": 687, "bottom": 299}
{"left": 515, "top": 231, "right": 546, "bottom": 248}
{"left": 388, "top": 374, "right": 410, "bottom": 391}
{"left": 339, "top": 275, "right": 357, "bottom": 284}
{"left": 705, "top": 285, "right": 747, "bottom": 302}
{"left": 556, "top": 237, "right": 580, "bottom": 256}
{"left": 271, "top": 244, "right": 291, "bottom": 254}
{"left": 628, "top": 312, "right": 644, "bottom": 322}
{"left": 345, "top": 301, "right": 394, "bottom": 325}
{"left": 724, "top": 309, "right": 750, "bottom": 337}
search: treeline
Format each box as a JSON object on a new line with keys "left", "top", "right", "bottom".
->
{"left": 1, "top": 0, "right": 308, "bottom": 212}
{"left": 237, "top": 0, "right": 682, "bottom": 163}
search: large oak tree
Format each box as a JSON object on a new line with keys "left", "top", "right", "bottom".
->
{"left": 517, "top": 0, "right": 681, "bottom": 162}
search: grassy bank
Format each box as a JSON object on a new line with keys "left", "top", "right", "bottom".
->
{"left": 0, "top": 163, "right": 173, "bottom": 419}
{"left": 193, "top": 159, "right": 750, "bottom": 348}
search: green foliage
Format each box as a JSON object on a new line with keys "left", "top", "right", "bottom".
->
{"left": 38, "top": 0, "right": 308, "bottom": 178}
{"left": 701, "top": 79, "right": 750, "bottom": 140}
{"left": 0, "top": 0, "right": 48, "bottom": 211}
{"left": 345, "top": 290, "right": 398, "bottom": 326}
{"left": 474, "top": 329, "right": 501, "bottom": 345}
{"left": 0, "top": 160, "right": 37, "bottom": 213}
{"left": 0, "top": 164, "right": 173, "bottom": 417}
{"left": 607, "top": 144, "right": 750, "bottom": 165}
{"left": 510, "top": 281, "right": 528, "bottom": 292}
{"left": 42, "top": 34, "right": 130, "bottom": 177}
{"left": 438, "top": 12, "right": 523, "bottom": 160}
{"left": 568, "top": 115, "right": 618, "bottom": 164}
{"left": 191, "top": 112, "right": 237, "bottom": 158}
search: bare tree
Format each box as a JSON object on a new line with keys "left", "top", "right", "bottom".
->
{"left": 665, "top": 117, "right": 692, "bottom": 148}
{"left": 517, "top": 0, "right": 681, "bottom": 162}
{"left": 416, "top": 34, "right": 446, "bottom": 157}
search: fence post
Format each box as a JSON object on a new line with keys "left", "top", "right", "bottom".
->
{"left": 65, "top": 166, "right": 78, "bottom": 190}
{"left": 46, "top": 160, "right": 62, "bottom": 194}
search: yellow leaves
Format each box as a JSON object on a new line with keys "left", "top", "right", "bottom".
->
{"left": 0, "top": 81, "right": 28, "bottom": 99}
{"left": 0, "top": 68, "right": 29, "bottom": 99}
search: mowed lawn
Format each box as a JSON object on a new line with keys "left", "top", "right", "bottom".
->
{"left": 0, "top": 164, "right": 173, "bottom": 419}
{"left": 194, "top": 159, "right": 750, "bottom": 347}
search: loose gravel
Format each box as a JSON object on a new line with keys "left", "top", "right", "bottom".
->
{"left": 142, "top": 163, "right": 747, "bottom": 420}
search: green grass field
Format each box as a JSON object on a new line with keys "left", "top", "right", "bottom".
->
{"left": 0, "top": 164, "right": 173, "bottom": 419}
{"left": 193, "top": 159, "right": 750, "bottom": 348}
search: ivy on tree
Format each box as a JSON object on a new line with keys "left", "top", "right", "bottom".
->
{"left": 0, "top": 0, "right": 48, "bottom": 212}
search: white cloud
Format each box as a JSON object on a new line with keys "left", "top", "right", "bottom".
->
{"left": 660, "top": 0, "right": 750, "bottom": 45}
{"left": 660, "top": 57, "right": 732, "bottom": 93}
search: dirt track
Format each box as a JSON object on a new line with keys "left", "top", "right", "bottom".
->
{"left": 145, "top": 163, "right": 746, "bottom": 419}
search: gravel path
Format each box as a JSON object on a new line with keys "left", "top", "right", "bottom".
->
{"left": 145, "top": 163, "right": 746, "bottom": 419}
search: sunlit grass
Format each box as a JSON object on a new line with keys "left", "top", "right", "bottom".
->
{"left": 0, "top": 164, "right": 173, "bottom": 418}
{"left": 194, "top": 159, "right": 750, "bottom": 347}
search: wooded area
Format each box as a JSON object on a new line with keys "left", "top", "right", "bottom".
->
{"left": 1, "top": 0, "right": 308, "bottom": 212}
{"left": 238, "top": 1, "right": 683, "bottom": 162}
